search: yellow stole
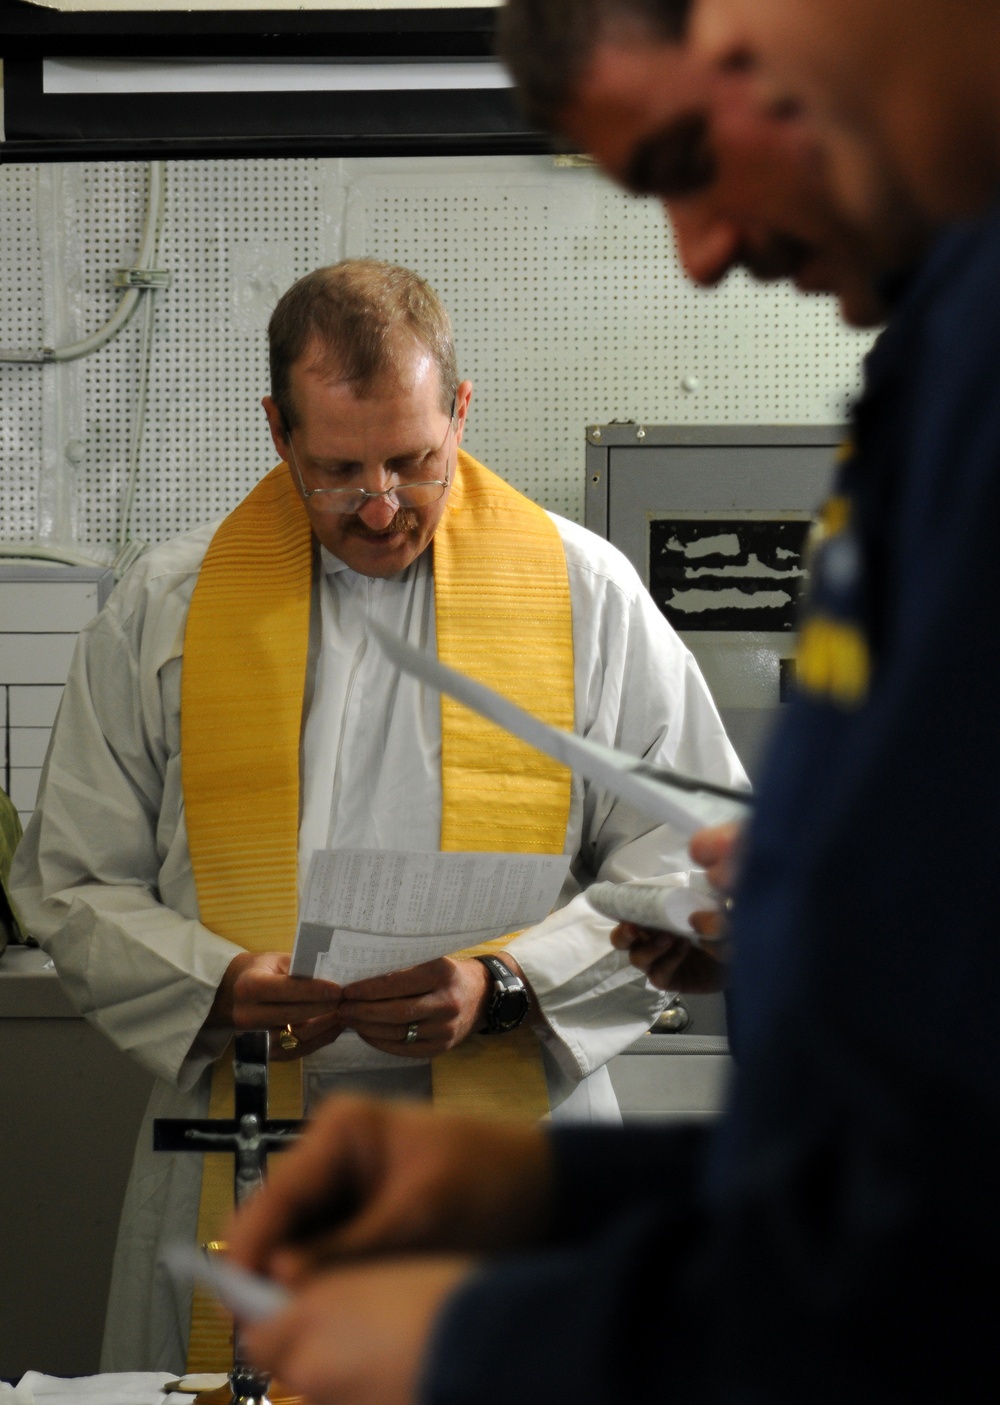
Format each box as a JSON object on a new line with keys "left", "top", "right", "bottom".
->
{"left": 180, "top": 451, "right": 573, "bottom": 1369}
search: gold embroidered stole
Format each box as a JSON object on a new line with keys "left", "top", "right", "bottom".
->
{"left": 430, "top": 454, "right": 574, "bottom": 1117}
{"left": 181, "top": 465, "right": 311, "bottom": 1371}
{"left": 180, "top": 452, "right": 573, "bottom": 1368}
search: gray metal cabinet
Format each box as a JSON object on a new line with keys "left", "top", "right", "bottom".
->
{"left": 586, "top": 424, "right": 842, "bottom": 782}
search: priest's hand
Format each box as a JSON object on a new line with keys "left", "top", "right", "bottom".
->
{"left": 611, "top": 822, "right": 742, "bottom": 992}
{"left": 226, "top": 1095, "right": 553, "bottom": 1273}
{"left": 206, "top": 951, "right": 344, "bottom": 1059}
{"left": 336, "top": 954, "right": 499, "bottom": 1057}
{"left": 241, "top": 1255, "right": 473, "bottom": 1405}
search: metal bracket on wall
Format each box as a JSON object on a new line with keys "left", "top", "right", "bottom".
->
{"left": 114, "top": 268, "right": 171, "bottom": 290}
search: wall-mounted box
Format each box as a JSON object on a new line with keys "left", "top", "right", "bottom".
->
{"left": 0, "top": 564, "right": 114, "bottom": 822}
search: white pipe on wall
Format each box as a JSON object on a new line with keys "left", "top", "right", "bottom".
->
{"left": 0, "top": 161, "right": 165, "bottom": 365}
{"left": 1, "top": 161, "right": 166, "bottom": 567}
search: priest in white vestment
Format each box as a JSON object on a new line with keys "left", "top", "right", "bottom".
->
{"left": 10, "top": 260, "right": 745, "bottom": 1373}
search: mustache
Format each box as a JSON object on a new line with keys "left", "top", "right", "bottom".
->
{"left": 739, "top": 233, "right": 816, "bottom": 281}
{"left": 339, "top": 507, "right": 420, "bottom": 539}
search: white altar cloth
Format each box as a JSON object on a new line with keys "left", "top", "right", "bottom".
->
{"left": 2, "top": 1373, "right": 177, "bottom": 1403}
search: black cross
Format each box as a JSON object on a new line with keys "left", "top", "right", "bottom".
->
{"left": 154, "top": 1031, "right": 302, "bottom": 1206}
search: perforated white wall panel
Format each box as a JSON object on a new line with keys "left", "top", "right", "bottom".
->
{"left": 0, "top": 165, "right": 45, "bottom": 540}
{"left": 0, "top": 156, "right": 872, "bottom": 550}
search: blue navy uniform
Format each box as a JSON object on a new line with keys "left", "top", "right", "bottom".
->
{"left": 424, "top": 213, "right": 1000, "bottom": 1403}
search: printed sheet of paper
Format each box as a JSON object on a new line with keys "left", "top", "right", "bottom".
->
{"left": 369, "top": 621, "right": 752, "bottom": 838}
{"left": 291, "top": 849, "right": 571, "bottom": 984}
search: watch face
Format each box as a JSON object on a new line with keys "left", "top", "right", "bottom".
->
{"left": 493, "top": 987, "right": 528, "bottom": 1031}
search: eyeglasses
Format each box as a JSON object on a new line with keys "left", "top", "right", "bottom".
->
{"left": 287, "top": 397, "right": 456, "bottom": 517}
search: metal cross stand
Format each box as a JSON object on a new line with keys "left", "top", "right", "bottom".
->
{"left": 154, "top": 1031, "right": 303, "bottom": 1405}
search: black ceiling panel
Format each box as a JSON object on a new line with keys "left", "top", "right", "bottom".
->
{"left": 0, "top": 3, "right": 549, "bottom": 160}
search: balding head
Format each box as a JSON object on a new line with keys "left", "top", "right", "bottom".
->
{"left": 268, "top": 259, "right": 459, "bottom": 431}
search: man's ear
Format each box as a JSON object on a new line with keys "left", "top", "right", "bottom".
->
{"left": 454, "top": 380, "right": 474, "bottom": 443}
{"left": 262, "top": 395, "right": 291, "bottom": 461}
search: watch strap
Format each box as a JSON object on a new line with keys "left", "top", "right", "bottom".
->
{"left": 476, "top": 954, "right": 530, "bottom": 1032}
{"left": 478, "top": 954, "right": 519, "bottom": 988}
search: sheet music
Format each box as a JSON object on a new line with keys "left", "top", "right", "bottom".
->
{"left": 291, "top": 849, "right": 570, "bottom": 983}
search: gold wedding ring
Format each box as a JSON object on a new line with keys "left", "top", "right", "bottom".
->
{"left": 278, "top": 1023, "right": 300, "bottom": 1052}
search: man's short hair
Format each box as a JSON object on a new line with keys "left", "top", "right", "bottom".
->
{"left": 268, "top": 259, "right": 459, "bottom": 429}
{"left": 497, "top": 0, "right": 691, "bottom": 131}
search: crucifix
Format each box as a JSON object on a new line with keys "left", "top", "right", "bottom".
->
{"left": 154, "top": 1030, "right": 304, "bottom": 1405}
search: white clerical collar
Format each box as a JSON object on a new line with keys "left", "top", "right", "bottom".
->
{"left": 319, "top": 543, "right": 430, "bottom": 584}
{"left": 320, "top": 545, "right": 350, "bottom": 577}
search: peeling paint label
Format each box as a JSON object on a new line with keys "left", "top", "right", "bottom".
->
{"left": 649, "top": 514, "right": 814, "bottom": 631}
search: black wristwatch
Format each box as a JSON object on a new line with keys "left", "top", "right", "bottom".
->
{"left": 476, "top": 955, "right": 530, "bottom": 1033}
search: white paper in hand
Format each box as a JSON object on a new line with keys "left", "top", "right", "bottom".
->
{"left": 368, "top": 620, "right": 752, "bottom": 838}
{"left": 587, "top": 875, "right": 723, "bottom": 948}
{"left": 291, "top": 849, "right": 570, "bottom": 981}
{"left": 162, "top": 1242, "right": 290, "bottom": 1324}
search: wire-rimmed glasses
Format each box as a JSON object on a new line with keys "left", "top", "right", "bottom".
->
{"left": 286, "top": 396, "right": 457, "bottom": 516}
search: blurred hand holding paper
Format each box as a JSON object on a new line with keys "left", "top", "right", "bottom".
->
{"left": 163, "top": 1242, "right": 290, "bottom": 1325}
{"left": 587, "top": 873, "right": 721, "bottom": 946}
{"left": 291, "top": 849, "right": 571, "bottom": 982}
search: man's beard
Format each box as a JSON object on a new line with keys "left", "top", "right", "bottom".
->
{"left": 340, "top": 507, "right": 420, "bottom": 539}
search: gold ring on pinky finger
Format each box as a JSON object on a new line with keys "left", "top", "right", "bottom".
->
{"left": 278, "top": 1023, "right": 300, "bottom": 1052}
{"left": 405, "top": 1022, "right": 419, "bottom": 1045}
